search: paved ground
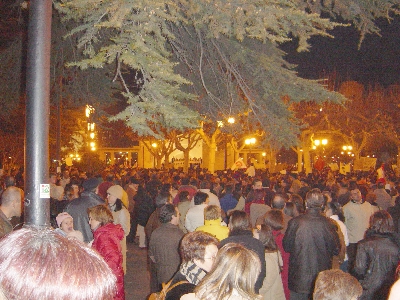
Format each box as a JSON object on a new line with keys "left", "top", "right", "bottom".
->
{"left": 125, "top": 242, "right": 151, "bottom": 300}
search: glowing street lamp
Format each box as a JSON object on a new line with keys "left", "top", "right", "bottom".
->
{"left": 245, "top": 137, "right": 256, "bottom": 145}
{"left": 227, "top": 117, "right": 235, "bottom": 124}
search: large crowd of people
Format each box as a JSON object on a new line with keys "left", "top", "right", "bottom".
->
{"left": 0, "top": 163, "right": 400, "bottom": 299}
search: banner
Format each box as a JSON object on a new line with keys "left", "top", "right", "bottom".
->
{"left": 353, "top": 157, "right": 377, "bottom": 171}
{"left": 231, "top": 158, "right": 247, "bottom": 170}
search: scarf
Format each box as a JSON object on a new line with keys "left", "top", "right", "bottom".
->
{"left": 180, "top": 261, "right": 207, "bottom": 285}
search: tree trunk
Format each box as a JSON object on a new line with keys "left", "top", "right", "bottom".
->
{"left": 183, "top": 150, "right": 190, "bottom": 173}
{"left": 304, "top": 146, "right": 312, "bottom": 174}
{"left": 208, "top": 142, "right": 217, "bottom": 173}
{"left": 297, "top": 148, "right": 303, "bottom": 173}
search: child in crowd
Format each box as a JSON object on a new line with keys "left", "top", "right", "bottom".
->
{"left": 55, "top": 212, "right": 84, "bottom": 242}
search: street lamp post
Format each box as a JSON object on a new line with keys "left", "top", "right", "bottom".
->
{"left": 151, "top": 142, "right": 157, "bottom": 168}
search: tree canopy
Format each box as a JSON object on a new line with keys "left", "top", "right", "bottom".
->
{"left": 52, "top": 0, "right": 399, "bottom": 147}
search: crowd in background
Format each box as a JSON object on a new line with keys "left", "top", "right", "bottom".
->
{"left": 0, "top": 163, "right": 400, "bottom": 299}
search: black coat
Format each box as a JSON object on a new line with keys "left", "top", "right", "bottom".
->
{"left": 220, "top": 229, "right": 266, "bottom": 293}
{"left": 282, "top": 208, "right": 340, "bottom": 294}
{"left": 66, "top": 191, "right": 105, "bottom": 243}
{"left": 354, "top": 233, "right": 400, "bottom": 300}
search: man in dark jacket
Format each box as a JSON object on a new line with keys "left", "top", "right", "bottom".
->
{"left": 283, "top": 188, "right": 340, "bottom": 300}
{"left": 66, "top": 178, "right": 104, "bottom": 243}
{"left": 149, "top": 203, "right": 184, "bottom": 291}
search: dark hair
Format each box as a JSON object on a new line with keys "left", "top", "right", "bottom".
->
{"left": 284, "top": 202, "right": 299, "bottom": 218}
{"left": 180, "top": 231, "right": 219, "bottom": 263}
{"left": 224, "top": 184, "right": 234, "bottom": 194}
{"left": 200, "top": 181, "right": 211, "bottom": 189}
{"left": 289, "top": 194, "right": 304, "bottom": 214}
{"left": 110, "top": 198, "right": 123, "bottom": 212}
{"left": 155, "top": 193, "right": 171, "bottom": 208}
{"left": 181, "top": 177, "right": 190, "bottom": 185}
{"left": 258, "top": 224, "right": 278, "bottom": 251}
{"left": 263, "top": 209, "right": 284, "bottom": 231}
{"left": 326, "top": 201, "right": 345, "bottom": 222}
{"left": 368, "top": 211, "right": 395, "bottom": 235}
{"left": 159, "top": 204, "right": 177, "bottom": 224}
{"left": 229, "top": 210, "right": 251, "bottom": 232}
{"left": 194, "top": 192, "right": 208, "bottom": 205}
{"left": 178, "top": 190, "right": 190, "bottom": 202}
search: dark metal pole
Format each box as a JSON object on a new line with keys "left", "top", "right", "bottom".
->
{"left": 24, "top": 0, "right": 52, "bottom": 227}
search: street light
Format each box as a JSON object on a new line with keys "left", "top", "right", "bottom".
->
{"left": 227, "top": 117, "right": 235, "bottom": 124}
{"left": 245, "top": 137, "right": 256, "bottom": 145}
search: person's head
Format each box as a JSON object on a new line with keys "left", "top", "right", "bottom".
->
{"left": 4, "top": 176, "right": 15, "bottom": 188}
{"left": 289, "top": 193, "right": 305, "bottom": 214}
{"left": 0, "top": 186, "right": 22, "bottom": 218}
{"left": 106, "top": 185, "right": 124, "bottom": 206}
{"left": 194, "top": 191, "right": 209, "bottom": 206}
{"left": 365, "top": 193, "right": 377, "bottom": 205}
{"left": 69, "top": 179, "right": 81, "bottom": 198}
{"left": 82, "top": 178, "right": 100, "bottom": 193}
{"left": 271, "top": 194, "right": 287, "bottom": 210}
{"left": 313, "top": 269, "right": 362, "bottom": 300}
{"left": 305, "top": 188, "right": 325, "bottom": 209}
{"left": 178, "top": 190, "right": 190, "bottom": 202}
{"left": 350, "top": 189, "right": 362, "bottom": 203}
{"left": 229, "top": 210, "right": 251, "bottom": 232}
{"left": 325, "top": 201, "right": 344, "bottom": 219}
{"left": 128, "top": 177, "right": 140, "bottom": 192}
{"left": 204, "top": 205, "right": 221, "bottom": 221}
{"left": 263, "top": 209, "right": 284, "bottom": 231}
{"left": 56, "top": 212, "right": 74, "bottom": 233}
{"left": 87, "top": 205, "right": 114, "bottom": 231}
{"left": 258, "top": 224, "right": 278, "bottom": 251}
{"left": 155, "top": 193, "right": 171, "bottom": 208}
{"left": 283, "top": 202, "right": 299, "bottom": 218}
{"left": 62, "top": 170, "right": 70, "bottom": 179}
{"left": 368, "top": 210, "right": 395, "bottom": 235}
{"left": 195, "top": 243, "right": 261, "bottom": 300}
{"left": 200, "top": 180, "right": 211, "bottom": 190}
{"left": 224, "top": 184, "right": 234, "bottom": 194}
{"left": 180, "top": 231, "right": 219, "bottom": 272}
{"left": 252, "top": 179, "right": 263, "bottom": 190}
{"left": 377, "top": 181, "right": 385, "bottom": 189}
{"left": 49, "top": 173, "right": 57, "bottom": 184}
{"left": 159, "top": 203, "right": 179, "bottom": 225}
{"left": 50, "top": 185, "right": 64, "bottom": 201}
{"left": 0, "top": 227, "right": 116, "bottom": 300}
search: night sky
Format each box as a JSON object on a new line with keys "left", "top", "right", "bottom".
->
{"left": 283, "top": 15, "right": 400, "bottom": 87}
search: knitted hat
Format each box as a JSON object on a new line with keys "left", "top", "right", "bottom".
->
{"left": 98, "top": 181, "right": 114, "bottom": 200}
{"left": 56, "top": 212, "right": 73, "bottom": 228}
{"left": 107, "top": 185, "right": 124, "bottom": 200}
{"left": 82, "top": 178, "right": 100, "bottom": 192}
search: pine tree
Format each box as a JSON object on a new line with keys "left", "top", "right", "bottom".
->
{"left": 54, "top": 0, "right": 399, "bottom": 147}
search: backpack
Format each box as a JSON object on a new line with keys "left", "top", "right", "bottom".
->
{"left": 148, "top": 279, "right": 188, "bottom": 300}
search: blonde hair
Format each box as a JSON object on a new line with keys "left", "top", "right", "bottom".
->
{"left": 194, "top": 243, "right": 262, "bottom": 300}
{"left": 87, "top": 205, "right": 113, "bottom": 226}
{"left": 204, "top": 205, "right": 221, "bottom": 221}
